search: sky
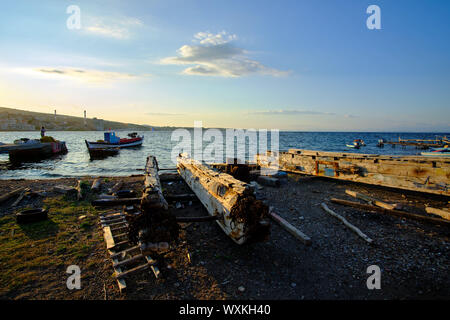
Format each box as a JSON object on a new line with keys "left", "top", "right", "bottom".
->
{"left": 0, "top": 0, "right": 449, "bottom": 131}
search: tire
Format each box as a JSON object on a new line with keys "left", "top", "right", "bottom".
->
{"left": 16, "top": 208, "right": 48, "bottom": 224}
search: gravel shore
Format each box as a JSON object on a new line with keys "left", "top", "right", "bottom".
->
{"left": 0, "top": 174, "right": 448, "bottom": 299}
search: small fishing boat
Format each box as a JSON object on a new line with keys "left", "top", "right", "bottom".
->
{"left": 353, "top": 139, "right": 366, "bottom": 146}
{"left": 421, "top": 146, "right": 450, "bottom": 157}
{"left": 346, "top": 141, "right": 360, "bottom": 149}
{"left": 85, "top": 142, "right": 120, "bottom": 160}
{"left": 0, "top": 137, "right": 68, "bottom": 163}
{"left": 85, "top": 131, "right": 144, "bottom": 150}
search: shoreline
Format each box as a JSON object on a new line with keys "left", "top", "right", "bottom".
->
{"left": 0, "top": 173, "right": 449, "bottom": 299}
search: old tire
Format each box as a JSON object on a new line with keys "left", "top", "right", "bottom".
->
{"left": 16, "top": 208, "right": 48, "bottom": 224}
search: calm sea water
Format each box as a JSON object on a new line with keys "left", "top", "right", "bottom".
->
{"left": 0, "top": 131, "right": 447, "bottom": 179}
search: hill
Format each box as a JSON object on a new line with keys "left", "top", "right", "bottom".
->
{"left": 0, "top": 107, "right": 156, "bottom": 131}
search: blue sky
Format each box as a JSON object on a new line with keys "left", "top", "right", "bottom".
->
{"left": 0, "top": 0, "right": 449, "bottom": 131}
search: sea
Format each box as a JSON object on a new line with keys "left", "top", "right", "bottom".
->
{"left": 0, "top": 131, "right": 448, "bottom": 180}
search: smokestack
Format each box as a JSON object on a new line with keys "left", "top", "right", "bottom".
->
{"left": 54, "top": 110, "right": 56, "bottom": 121}
{"left": 84, "top": 110, "right": 86, "bottom": 126}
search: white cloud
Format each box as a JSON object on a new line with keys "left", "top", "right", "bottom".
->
{"left": 84, "top": 16, "right": 143, "bottom": 39}
{"left": 161, "top": 31, "right": 289, "bottom": 77}
{"left": 30, "top": 67, "right": 139, "bottom": 83}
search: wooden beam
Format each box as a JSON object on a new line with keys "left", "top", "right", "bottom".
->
{"left": 330, "top": 198, "right": 450, "bottom": 226}
{"left": 268, "top": 209, "right": 311, "bottom": 245}
{"left": 321, "top": 203, "right": 373, "bottom": 244}
{"left": 345, "top": 190, "right": 398, "bottom": 210}
{"left": 0, "top": 187, "right": 25, "bottom": 204}
{"left": 10, "top": 188, "right": 29, "bottom": 208}
{"left": 103, "top": 226, "right": 115, "bottom": 250}
{"left": 91, "top": 178, "right": 102, "bottom": 192}
{"left": 109, "top": 181, "right": 123, "bottom": 195}
{"left": 425, "top": 207, "right": 450, "bottom": 221}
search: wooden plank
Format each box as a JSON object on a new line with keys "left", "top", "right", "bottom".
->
{"left": 113, "top": 254, "right": 144, "bottom": 268}
{"left": 345, "top": 190, "right": 398, "bottom": 210}
{"left": 10, "top": 188, "right": 29, "bottom": 207}
{"left": 112, "top": 257, "right": 127, "bottom": 293}
{"left": 256, "top": 149, "right": 450, "bottom": 196}
{"left": 425, "top": 207, "right": 450, "bottom": 221}
{"left": 103, "top": 226, "right": 115, "bottom": 250}
{"left": 0, "top": 187, "right": 25, "bottom": 204}
{"left": 115, "top": 262, "right": 150, "bottom": 279}
{"left": 330, "top": 198, "right": 450, "bottom": 226}
{"left": 268, "top": 210, "right": 311, "bottom": 245}
{"left": 145, "top": 255, "right": 160, "bottom": 279}
{"left": 321, "top": 203, "right": 373, "bottom": 244}
{"left": 91, "top": 178, "right": 102, "bottom": 192}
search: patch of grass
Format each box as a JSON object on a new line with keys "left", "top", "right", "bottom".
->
{"left": 0, "top": 194, "right": 104, "bottom": 297}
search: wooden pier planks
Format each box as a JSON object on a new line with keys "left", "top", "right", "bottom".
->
{"left": 256, "top": 149, "right": 450, "bottom": 196}
{"left": 177, "top": 154, "right": 270, "bottom": 245}
{"left": 101, "top": 211, "right": 161, "bottom": 293}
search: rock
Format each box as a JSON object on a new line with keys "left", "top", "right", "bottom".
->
{"left": 291, "top": 282, "right": 297, "bottom": 288}
{"left": 78, "top": 215, "right": 87, "bottom": 220}
{"left": 238, "top": 286, "right": 245, "bottom": 292}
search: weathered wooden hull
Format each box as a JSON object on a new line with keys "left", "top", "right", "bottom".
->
{"left": 256, "top": 149, "right": 450, "bottom": 196}
{"left": 8, "top": 141, "right": 67, "bottom": 163}
{"left": 177, "top": 154, "right": 270, "bottom": 244}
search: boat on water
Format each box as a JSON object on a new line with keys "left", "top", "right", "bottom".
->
{"left": 0, "top": 137, "right": 68, "bottom": 163}
{"left": 346, "top": 141, "right": 361, "bottom": 149}
{"left": 85, "top": 132, "right": 143, "bottom": 150}
{"left": 421, "top": 146, "right": 450, "bottom": 157}
{"left": 85, "top": 142, "right": 120, "bottom": 160}
{"left": 353, "top": 139, "right": 366, "bottom": 146}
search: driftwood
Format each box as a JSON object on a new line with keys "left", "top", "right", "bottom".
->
{"left": 177, "top": 153, "right": 270, "bottom": 245}
{"left": 0, "top": 187, "right": 26, "bottom": 204}
{"left": 268, "top": 209, "right": 311, "bottom": 245}
{"left": 321, "top": 203, "right": 373, "bottom": 244}
{"left": 345, "top": 190, "right": 399, "bottom": 210}
{"left": 425, "top": 207, "right": 450, "bottom": 221}
{"left": 91, "top": 178, "right": 102, "bottom": 192}
{"left": 330, "top": 198, "right": 450, "bottom": 226}
{"left": 109, "top": 181, "right": 123, "bottom": 195}
{"left": 10, "top": 188, "right": 29, "bottom": 207}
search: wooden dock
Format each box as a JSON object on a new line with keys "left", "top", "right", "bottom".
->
{"left": 256, "top": 149, "right": 450, "bottom": 196}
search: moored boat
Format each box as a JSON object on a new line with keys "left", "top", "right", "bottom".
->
{"left": 421, "top": 146, "right": 450, "bottom": 157}
{"left": 85, "top": 131, "right": 144, "bottom": 150}
{"left": 6, "top": 138, "right": 68, "bottom": 163}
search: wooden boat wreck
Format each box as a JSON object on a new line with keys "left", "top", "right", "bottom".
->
{"left": 177, "top": 153, "right": 270, "bottom": 244}
{"left": 0, "top": 139, "right": 68, "bottom": 163}
{"left": 256, "top": 149, "right": 450, "bottom": 196}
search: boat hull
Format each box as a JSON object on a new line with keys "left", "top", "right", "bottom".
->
{"left": 85, "top": 137, "right": 143, "bottom": 149}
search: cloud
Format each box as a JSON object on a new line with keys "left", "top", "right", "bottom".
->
{"left": 84, "top": 16, "right": 143, "bottom": 39}
{"left": 161, "top": 31, "right": 289, "bottom": 77}
{"left": 247, "top": 109, "right": 338, "bottom": 116}
{"left": 31, "top": 67, "right": 139, "bottom": 83}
